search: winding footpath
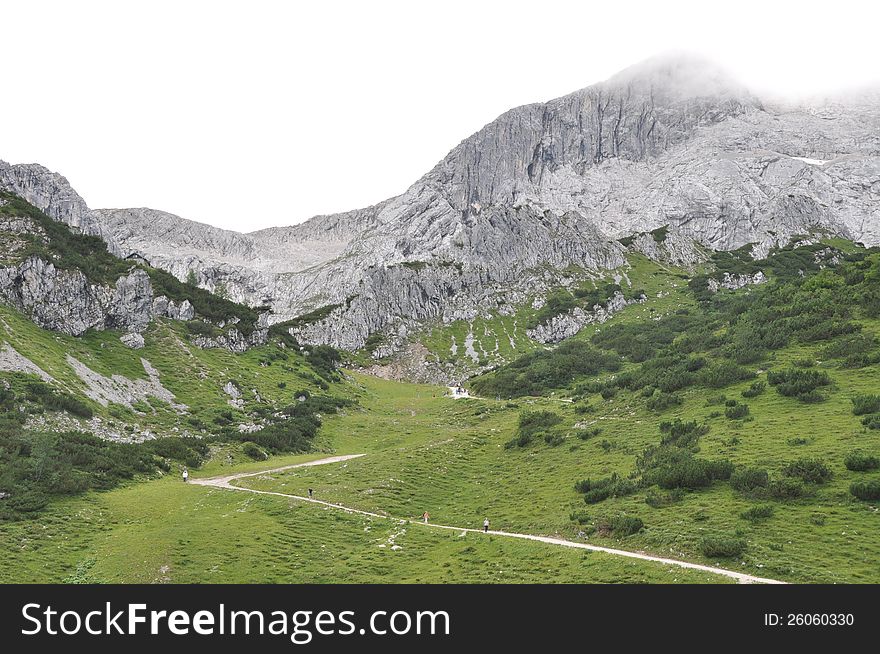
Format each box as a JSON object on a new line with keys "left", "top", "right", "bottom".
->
{"left": 192, "top": 454, "right": 785, "bottom": 585}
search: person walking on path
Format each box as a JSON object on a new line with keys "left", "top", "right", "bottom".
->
{"left": 422, "top": 511, "right": 430, "bottom": 523}
{"left": 308, "top": 488, "right": 314, "bottom": 499}
{"left": 483, "top": 518, "right": 490, "bottom": 533}
{"left": 182, "top": 468, "right": 189, "bottom": 483}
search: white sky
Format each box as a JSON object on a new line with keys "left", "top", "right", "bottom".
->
{"left": 2, "top": 0, "right": 878, "bottom": 231}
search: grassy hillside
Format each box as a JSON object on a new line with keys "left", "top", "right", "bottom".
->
{"left": 0, "top": 313, "right": 733, "bottom": 583}
{"left": 234, "top": 242, "right": 880, "bottom": 583}
{"left": 2, "top": 202, "right": 878, "bottom": 583}
{"left": 412, "top": 254, "right": 695, "bottom": 373}
{"left": 235, "top": 363, "right": 879, "bottom": 583}
{"left": 1, "top": 192, "right": 359, "bottom": 518}
{"left": 0, "top": 450, "right": 727, "bottom": 584}
{"left": 0, "top": 301, "right": 351, "bottom": 518}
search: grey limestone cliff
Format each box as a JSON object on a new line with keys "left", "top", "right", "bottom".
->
{"left": 0, "top": 256, "right": 203, "bottom": 336}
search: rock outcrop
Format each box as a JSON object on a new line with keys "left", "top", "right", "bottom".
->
{"left": 0, "top": 161, "right": 97, "bottom": 236}
{"left": 526, "top": 291, "right": 646, "bottom": 344}
{"left": 151, "top": 296, "right": 195, "bottom": 321}
{"left": 0, "top": 203, "right": 253, "bottom": 351}
{"left": 222, "top": 380, "right": 243, "bottom": 408}
{"left": 193, "top": 327, "right": 268, "bottom": 354}
{"left": 0, "top": 258, "right": 155, "bottom": 335}
{"left": 0, "top": 257, "right": 208, "bottom": 337}
{"left": 707, "top": 271, "right": 767, "bottom": 293}
{"left": 120, "top": 333, "right": 145, "bottom": 349}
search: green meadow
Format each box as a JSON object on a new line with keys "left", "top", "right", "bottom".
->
{"left": 0, "top": 451, "right": 726, "bottom": 584}
{"left": 1, "top": 220, "right": 879, "bottom": 584}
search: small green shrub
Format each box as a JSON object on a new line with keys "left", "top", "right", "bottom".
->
{"left": 699, "top": 361, "right": 755, "bottom": 389}
{"left": 852, "top": 394, "right": 880, "bottom": 416}
{"left": 144, "top": 437, "right": 210, "bottom": 468}
{"left": 861, "top": 414, "right": 880, "bottom": 430}
{"left": 767, "top": 368, "right": 831, "bottom": 402}
{"left": 568, "top": 510, "right": 591, "bottom": 525}
{"left": 509, "top": 410, "right": 562, "bottom": 448}
{"left": 644, "top": 489, "right": 684, "bottom": 508}
{"left": 573, "top": 403, "right": 595, "bottom": 415}
{"left": 649, "top": 457, "right": 733, "bottom": 490}
{"left": 659, "top": 419, "right": 709, "bottom": 448}
{"left": 646, "top": 391, "right": 682, "bottom": 411}
{"left": 797, "top": 390, "right": 826, "bottom": 403}
{"left": 769, "top": 478, "right": 806, "bottom": 499}
{"left": 724, "top": 403, "right": 750, "bottom": 419}
{"left": 730, "top": 467, "right": 769, "bottom": 493}
{"left": 782, "top": 458, "right": 832, "bottom": 484}
{"left": 741, "top": 381, "right": 766, "bottom": 398}
{"left": 241, "top": 442, "right": 268, "bottom": 461}
{"left": 844, "top": 451, "right": 880, "bottom": 472}
{"left": 740, "top": 505, "right": 774, "bottom": 522}
{"left": 575, "top": 475, "right": 637, "bottom": 504}
{"left": 700, "top": 535, "right": 747, "bottom": 558}
{"left": 574, "top": 427, "right": 602, "bottom": 440}
{"left": 850, "top": 479, "right": 880, "bottom": 501}
{"left": 600, "top": 514, "right": 644, "bottom": 537}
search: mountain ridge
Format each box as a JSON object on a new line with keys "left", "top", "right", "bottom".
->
{"left": 2, "top": 53, "right": 879, "bottom": 378}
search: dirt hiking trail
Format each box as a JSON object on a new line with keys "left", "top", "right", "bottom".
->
{"left": 192, "top": 454, "right": 785, "bottom": 584}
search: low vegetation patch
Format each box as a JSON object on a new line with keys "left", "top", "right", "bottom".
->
{"left": 768, "top": 478, "right": 807, "bottom": 500}
{"left": 644, "top": 488, "right": 684, "bottom": 508}
{"left": 781, "top": 458, "right": 832, "bottom": 484}
{"left": 740, "top": 505, "right": 774, "bottom": 522}
{"left": 575, "top": 474, "right": 639, "bottom": 504}
{"left": 603, "top": 514, "right": 644, "bottom": 537}
{"left": 767, "top": 369, "right": 832, "bottom": 403}
{"left": 730, "top": 467, "right": 770, "bottom": 494}
{"left": 724, "top": 401, "right": 750, "bottom": 420}
{"left": 241, "top": 442, "right": 269, "bottom": 461}
{"left": 850, "top": 479, "right": 880, "bottom": 501}
{"left": 700, "top": 534, "right": 747, "bottom": 558}
{"left": 505, "top": 410, "right": 563, "bottom": 448}
{"left": 472, "top": 341, "right": 620, "bottom": 399}
{"left": 852, "top": 394, "right": 880, "bottom": 416}
{"left": 741, "top": 381, "right": 766, "bottom": 398}
{"left": 844, "top": 451, "right": 880, "bottom": 472}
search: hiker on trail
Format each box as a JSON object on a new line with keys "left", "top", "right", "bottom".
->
{"left": 182, "top": 468, "right": 189, "bottom": 483}
{"left": 483, "top": 518, "right": 489, "bottom": 533}
{"left": 422, "top": 511, "right": 430, "bottom": 523}
{"left": 308, "top": 488, "right": 314, "bottom": 498}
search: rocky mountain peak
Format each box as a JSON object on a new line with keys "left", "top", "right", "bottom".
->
{"left": 424, "top": 53, "right": 760, "bottom": 219}
{"left": 2, "top": 54, "right": 879, "bottom": 377}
